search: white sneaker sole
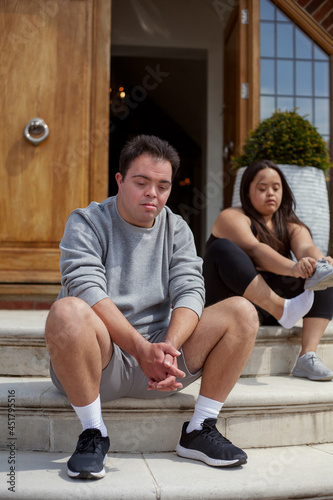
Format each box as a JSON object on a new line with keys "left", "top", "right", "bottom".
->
{"left": 292, "top": 369, "right": 333, "bottom": 381}
{"left": 305, "top": 272, "right": 333, "bottom": 291}
{"left": 176, "top": 443, "right": 245, "bottom": 467}
{"left": 67, "top": 454, "right": 107, "bottom": 479}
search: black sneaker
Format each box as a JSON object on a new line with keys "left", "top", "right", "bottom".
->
{"left": 67, "top": 428, "right": 110, "bottom": 479}
{"left": 176, "top": 418, "right": 247, "bottom": 467}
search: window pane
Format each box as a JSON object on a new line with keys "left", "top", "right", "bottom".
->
{"left": 295, "top": 27, "right": 312, "bottom": 59}
{"left": 314, "top": 45, "right": 329, "bottom": 61}
{"left": 276, "top": 10, "right": 289, "bottom": 22}
{"left": 261, "top": 96, "right": 275, "bottom": 120}
{"left": 259, "top": 1, "right": 330, "bottom": 144}
{"left": 296, "top": 97, "right": 313, "bottom": 123}
{"left": 261, "top": 22, "right": 275, "bottom": 57}
{"left": 277, "top": 23, "right": 293, "bottom": 58}
{"left": 260, "top": 0, "right": 275, "bottom": 21}
{"left": 315, "top": 99, "right": 330, "bottom": 135}
{"left": 322, "top": 135, "right": 330, "bottom": 151}
{"left": 277, "top": 97, "right": 294, "bottom": 112}
{"left": 296, "top": 61, "right": 312, "bottom": 96}
{"left": 261, "top": 59, "right": 275, "bottom": 94}
{"left": 314, "top": 62, "right": 329, "bottom": 97}
{"left": 277, "top": 60, "right": 293, "bottom": 95}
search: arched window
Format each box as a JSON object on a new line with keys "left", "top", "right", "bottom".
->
{"left": 260, "top": 0, "right": 330, "bottom": 148}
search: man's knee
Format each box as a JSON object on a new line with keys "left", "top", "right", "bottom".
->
{"left": 45, "top": 297, "right": 90, "bottom": 346}
{"left": 212, "top": 296, "right": 259, "bottom": 336}
{"left": 231, "top": 296, "right": 259, "bottom": 337}
{"left": 48, "top": 296, "right": 90, "bottom": 321}
{"left": 235, "top": 295, "right": 257, "bottom": 313}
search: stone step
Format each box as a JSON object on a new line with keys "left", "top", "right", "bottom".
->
{"left": 244, "top": 320, "right": 333, "bottom": 376}
{"left": 0, "top": 311, "right": 49, "bottom": 377}
{"left": 1, "top": 310, "right": 333, "bottom": 377}
{"left": 1, "top": 445, "right": 333, "bottom": 500}
{"left": 1, "top": 375, "right": 333, "bottom": 453}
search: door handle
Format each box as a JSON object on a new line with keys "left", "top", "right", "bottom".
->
{"left": 24, "top": 118, "right": 49, "bottom": 146}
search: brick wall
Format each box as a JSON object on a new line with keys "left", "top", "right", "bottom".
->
{"left": 295, "top": 0, "right": 333, "bottom": 38}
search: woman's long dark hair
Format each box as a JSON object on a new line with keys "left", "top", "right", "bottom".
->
{"left": 240, "top": 160, "right": 307, "bottom": 257}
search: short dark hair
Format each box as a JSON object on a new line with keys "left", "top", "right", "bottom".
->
{"left": 119, "top": 135, "right": 180, "bottom": 180}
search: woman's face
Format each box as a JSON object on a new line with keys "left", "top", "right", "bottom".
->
{"left": 248, "top": 167, "right": 283, "bottom": 218}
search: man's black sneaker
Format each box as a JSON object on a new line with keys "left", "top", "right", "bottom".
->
{"left": 176, "top": 418, "right": 247, "bottom": 467}
{"left": 67, "top": 428, "right": 110, "bottom": 479}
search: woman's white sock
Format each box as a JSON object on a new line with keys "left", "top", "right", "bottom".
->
{"left": 278, "top": 290, "right": 314, "bottom": 329}
{"left": 72, "top": 394, "right": 108, "bottom": 437}
{"left": 186, "top": 395, "right": 224, "bottom": 433}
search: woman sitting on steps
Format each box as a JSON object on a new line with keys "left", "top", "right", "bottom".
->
{"left": 203, "top": 160, "right": 333, "bottom": 381}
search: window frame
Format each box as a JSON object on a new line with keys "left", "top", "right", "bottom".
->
{"left": 251, "top": 0, "right": 333, "bottom": 159}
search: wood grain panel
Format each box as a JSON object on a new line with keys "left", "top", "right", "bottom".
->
{"left": 0, "top": 0, "right": 111, "bottom": 284}
{"left": 0, "top": 1, "right": 92, "bottom": 243}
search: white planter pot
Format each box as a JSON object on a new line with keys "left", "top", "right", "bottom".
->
{"left": 231, "top": 165, "right": 330, "bottom": 255}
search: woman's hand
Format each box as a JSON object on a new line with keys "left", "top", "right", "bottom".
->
{"left": 291, "top": 257, "right": 317, "bottom": 279}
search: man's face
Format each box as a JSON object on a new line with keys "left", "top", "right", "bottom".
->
{"left": 115, "top": 154, "right": 173, "bottom": 228}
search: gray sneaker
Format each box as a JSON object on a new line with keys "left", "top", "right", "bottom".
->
{"left": 304, "top": 259, "right": 333, "bottom": 291}
{"left": 292, "top": 351, "right": 333, "bottom": 381}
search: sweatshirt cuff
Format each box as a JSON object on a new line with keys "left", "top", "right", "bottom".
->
{"left": 173, "top": 296, "right": 204, "bottom": 319}
{"left": 77, "top": 286, "right": 109, "bottom": 308}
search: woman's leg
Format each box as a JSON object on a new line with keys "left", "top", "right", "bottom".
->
{"left": 292, "top": 288, "right": 333, "bottom": 380}
{"left": 204, "top": 239, "right": 314, "bottom": 328}
{"left": 292, "top": 315, "right": 333, "bottom": 380}
{"left": 203, "top": 238, "right": 258, "bottom": 306}
{"left": 243, "top": 274, "right": 284, "bottom": 321}
{"left": 300, "top": 287, "right": 333, "bottom": 355}
{"left": 300, "top": 317, "right": 330, "bottom": 356}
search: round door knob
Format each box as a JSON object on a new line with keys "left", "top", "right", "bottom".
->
{"left": 24, "top": 118, "right": 49, "bottom": 146}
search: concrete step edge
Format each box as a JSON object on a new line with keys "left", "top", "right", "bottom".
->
{"left": 1, "top": 309, "right": 333, "bottom": 341}
{"left": 2, "top": 377, "right": 333, "bottom": 452}
{"left": 1, "top": 376, "right": 333, "bottom": 411}
{"left": 1, "top": 445, "right": 333, "bottom": 500}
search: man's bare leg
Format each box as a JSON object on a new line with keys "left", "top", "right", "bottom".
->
{"left": 45, "top": 297, "right": 112, "bottom": 432}
{"left": 45, "top": 297, "right": 113, "bottom": 479}
{"left": 183, "top": 296, "right": 258, "bottom": 402}
{"left": 45, "top": 297, "right": 113, "bottom": 407}
{"left": 176, "top": 297, "right": 258, "bottom": 467}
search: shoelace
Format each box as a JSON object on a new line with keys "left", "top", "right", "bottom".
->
{"left": 76, "top": 432, "right": 102, "bottom": 454}
{"left": 306, "top": 353, "right": 323, "bottom": 366}
{"left": 317, "top": 259, "right": 332, "bottom": 271}
{"left": 201, "top": 420, "right": 232, "bottom": 445}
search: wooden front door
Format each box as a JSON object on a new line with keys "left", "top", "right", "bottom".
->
{"left": 0, "top": 0, "right": 111, "bottom": 285}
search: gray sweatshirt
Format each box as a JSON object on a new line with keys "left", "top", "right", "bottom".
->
{"left": 58, "top": 196, "right": 205, "bottom": 336}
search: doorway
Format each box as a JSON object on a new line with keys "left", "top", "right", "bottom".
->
{"left": 109, "top": 50, "right": 207, "bottom": 252}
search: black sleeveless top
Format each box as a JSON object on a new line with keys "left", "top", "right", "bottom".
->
{"left": 205, "top": 220, "right": 257, "bottom": 252}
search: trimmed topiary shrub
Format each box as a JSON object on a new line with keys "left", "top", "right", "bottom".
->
{"left": 233, "top": 109, "right": 331, "bottom": 172}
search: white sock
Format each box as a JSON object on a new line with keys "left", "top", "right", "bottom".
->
{"left": 278, "top": 290, "right": 314, "bottom": 329}
{"left": 186, "top": 395, "right": 224, "bottom": 433}
{"left": 72, "top": 395, "right": 108, "bottom": 437}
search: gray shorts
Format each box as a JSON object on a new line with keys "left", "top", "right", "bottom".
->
{"left": 50, "top": 328, "right": 202, "bottom": 402}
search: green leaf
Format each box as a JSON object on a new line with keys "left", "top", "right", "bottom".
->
{"left": 233, "top": 109, "right": 331, "bottom": 171}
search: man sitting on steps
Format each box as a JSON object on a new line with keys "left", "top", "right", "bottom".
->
{"left": 45, "top": 134, "right": 259, "bottom": 480}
